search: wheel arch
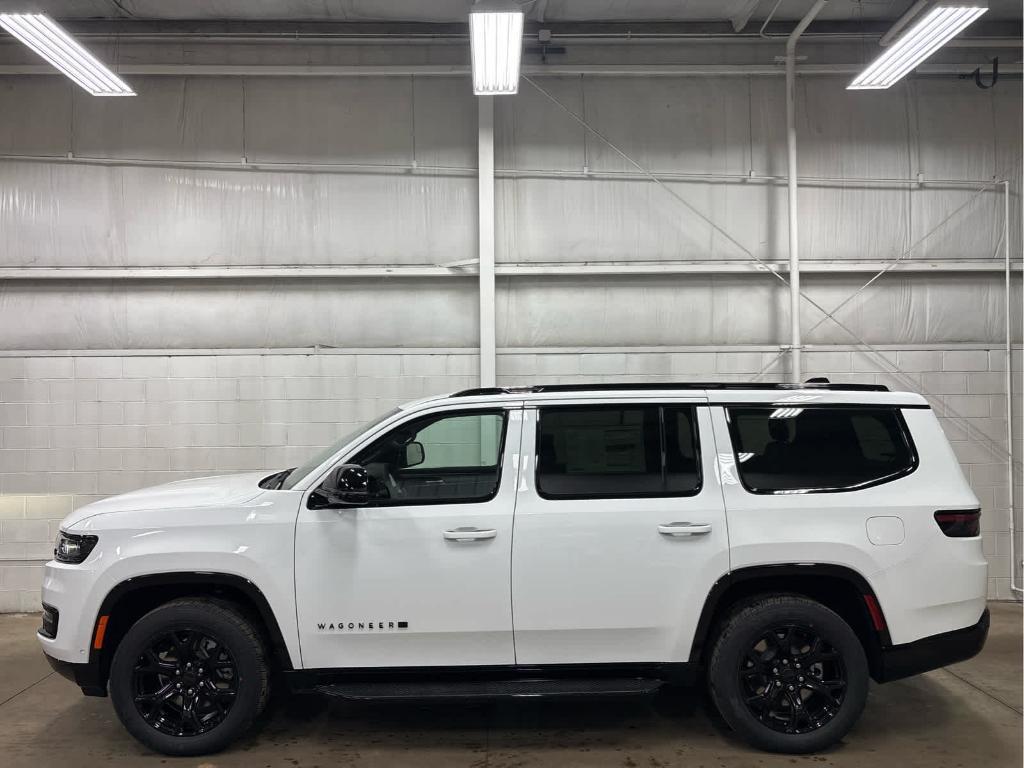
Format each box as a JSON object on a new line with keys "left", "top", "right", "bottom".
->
{"left": 90, "top": 572, "right": 294, "bottom": 692}
{"left": 689, "top": 563, "right": 892, "bottom": 681}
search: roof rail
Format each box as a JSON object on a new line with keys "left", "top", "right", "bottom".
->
{"left": 450, "top": 381, "right": 889, "bottom": 397}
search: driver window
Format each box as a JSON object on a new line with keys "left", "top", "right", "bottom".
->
{"left": 350, "top": 410, "right": 508, "bottom": 505}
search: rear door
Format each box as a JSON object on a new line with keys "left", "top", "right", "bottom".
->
{"left": 510, "top": 400, "right": 729, "bottom": 664}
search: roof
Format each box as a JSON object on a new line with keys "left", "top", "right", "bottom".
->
{"left": 397, "top": 381, "right": 930, "bottom": 412}
{"left": 452, "top": 382, "right": 888, "bottom": 396}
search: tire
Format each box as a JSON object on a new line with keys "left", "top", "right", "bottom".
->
{"left": 707, "top": 595, "right": 869, "bottom": 754}
{"left": 109, "top": 598, "right": 270, "bottom": 756}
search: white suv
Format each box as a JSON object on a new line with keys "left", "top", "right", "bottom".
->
{"left": 38, "top": 382, "right": 989, "bottom": 755}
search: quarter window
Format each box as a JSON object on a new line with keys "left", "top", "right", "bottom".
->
{"left": 726, "top": 406, "right": 916, "bottom": 493}
{"left": 536, "top": 405, "right": 701, "bottom": 499}
{"left": 351, "top": 410, "right": 507, "bottom": 505}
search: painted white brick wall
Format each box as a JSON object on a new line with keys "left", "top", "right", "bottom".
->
{"left": 0, "top": 345, "right": 1019, "bottom": 610}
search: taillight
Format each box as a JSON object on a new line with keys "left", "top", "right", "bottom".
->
{"left": 934, "top": 509, "right": 981, "bottom": 537}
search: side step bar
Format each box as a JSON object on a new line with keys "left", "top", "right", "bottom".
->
{"left": 316, "top": 677, "right": 664, "bottom": 701}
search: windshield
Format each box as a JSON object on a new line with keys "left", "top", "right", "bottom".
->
{"left": 279, "top": 407, "right": 403, "bottom": 490}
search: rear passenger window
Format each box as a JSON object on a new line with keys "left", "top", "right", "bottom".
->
{"left": 536, "top": 405, "right": 701, "bottom": 499}
{"left": 726, "top": 406, "right": 916, "bottom": 493}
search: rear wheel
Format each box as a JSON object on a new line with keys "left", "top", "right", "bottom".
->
{"left": 707, "top": 595, "right": 869, "bottom": 753}
{"left": 109, "top": 598, "right": 269, "bottom": 756}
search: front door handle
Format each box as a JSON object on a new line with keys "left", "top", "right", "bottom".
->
{"left": 658, "top": 522, "right": 712, "bottom": 537}
{"left": 443, "top": 527, "right": 497, "bottom": 542}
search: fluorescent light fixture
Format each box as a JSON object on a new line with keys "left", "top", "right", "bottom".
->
{"left": 469, "top": 4, "right": 524, "bottom": 95}
{"left": 0, "top": 13, "right": 134, "bottom": 96}
{"left": 848, "top": 4, "right": 987, "bottom": 90}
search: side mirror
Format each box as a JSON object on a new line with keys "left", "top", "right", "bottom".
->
{"left": 311, "top": 464, "right": 370, "bottom": 508}
{"left": 401, "top": 441, "right": 425, "bottom": 468}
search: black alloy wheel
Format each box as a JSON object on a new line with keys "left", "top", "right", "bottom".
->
{"left": 131, "top": 629, "right": 239, "bottom": 737}
{"left": 738, "top": 623, "right": 847, "bottom": 734}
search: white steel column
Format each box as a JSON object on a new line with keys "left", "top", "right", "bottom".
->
{"left": 478, "top": 95, "right": 496, "bottom": 388}
{"left": 1005, "top": 180, "right": 1022, "bottom": 596}
{"left": 785, "top": 0, "right": 828, "bottom": 383}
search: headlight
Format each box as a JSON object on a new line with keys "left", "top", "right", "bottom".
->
{"left": 54, "top": 531, "right": 98, "bottom": 564}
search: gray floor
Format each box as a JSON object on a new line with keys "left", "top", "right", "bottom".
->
{"left": 0, "top": 603, "right": 1020, "bottom": 767}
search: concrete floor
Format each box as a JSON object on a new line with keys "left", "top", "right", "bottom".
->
{"left": 0, "top": 604, "right": 1019, "bottom": 768}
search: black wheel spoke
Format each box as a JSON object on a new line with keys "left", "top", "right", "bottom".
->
{"left": 803, "top": 678, "right": 843, "bottom": 707}
{"left": 136, "top": 649, "right": 177, "bottom": 675}
{"left": 134, "top": 682, "right": 176, "bottom": 704}
{"left": 737, "top": 622, "right": 846, "bottom": 735}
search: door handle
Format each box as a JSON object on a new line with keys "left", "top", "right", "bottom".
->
{"left": 658, "top": 522, "right": 712, "bottom": 537}
{"left": 443, "top": 527, "right": 497, "bottom": 542}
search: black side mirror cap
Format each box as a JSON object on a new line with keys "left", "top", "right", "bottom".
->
{"left": 310, "top": 464, "right": 370, "bottom": 508}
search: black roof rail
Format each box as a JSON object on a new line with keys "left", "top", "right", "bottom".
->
{"left": 451, "top": 381, "right": 889, "bottom": 397}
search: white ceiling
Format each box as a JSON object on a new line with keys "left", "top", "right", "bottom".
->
{"left": 0, "top": 0, "right": 1018, "bottom": 23}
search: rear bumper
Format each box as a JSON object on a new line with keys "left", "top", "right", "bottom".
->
{"left": 42, "top": 642, "right": 107, "bottom": 697}
{"left": 875, "top": 608, "right": 989, "bottom": 683}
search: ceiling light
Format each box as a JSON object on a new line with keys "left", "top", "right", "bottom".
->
{"left": 469, "top": 4, "right": 525, "bottom": 95}
{"left": 0, "top": 13, "right": 134, "bottom": 96}
{"left": 848, "top": 4, "right": 988, "bottom": 90}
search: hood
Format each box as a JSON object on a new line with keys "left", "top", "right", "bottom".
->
{"left": 62, "top": 472, "right": 269, "bottom": 529}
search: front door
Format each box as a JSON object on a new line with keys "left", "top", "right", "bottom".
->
{"left": 511, "top": 401, "right": 729, "bottom": 664}
{"left": 295, "top": 405, "right": 522, "bottom": 669}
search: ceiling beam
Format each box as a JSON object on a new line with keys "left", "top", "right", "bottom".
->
{"left": 0, "top": 262, "right": 1018, "bottom": 281}
{"left": 30, "top": 18, "right": 1018, "bottom": 41}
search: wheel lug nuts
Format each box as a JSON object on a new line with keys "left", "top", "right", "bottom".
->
{"left": 788, "top": 685, "right": 795, "bottom": 691}
{"left": 798, "top": 676, "right": 804, "bottom": 682}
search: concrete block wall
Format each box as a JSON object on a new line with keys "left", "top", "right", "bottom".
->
{"left": 0, "top": 344, "right": 1019, "bottom": 611}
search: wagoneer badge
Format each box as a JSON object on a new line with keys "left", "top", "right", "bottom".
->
{"left": 316, "top": 620, "right": 409, "bottom": 632}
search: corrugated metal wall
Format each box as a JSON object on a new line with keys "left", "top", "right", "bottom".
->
{"left": 0, "top": 68, "right": 1020, "bottom": 606}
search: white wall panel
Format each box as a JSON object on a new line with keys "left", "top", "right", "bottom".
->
{"left": 0, "top": 279, "right": 478, "bottom": 349}
{"left": 912, "top": 79, "right": 1004, "bottom": 261}
{"left": 496, "top": 76, "right": 586, "bottom": 172}
{"left": 72, "top": 77, "right": 243, "bottom": 161}
{"left": 0, "top": 77, "right": 71, "bottom": 156}
{"left": 794, "top": 77, "right": 913, "bottom": 262}
{"left": 800, "top": 275, "right": 1021, "bottom": 345}
{"left": 583, "top": 77, "right": 751, "bottom": 175}
{"left": 496, "top": 176, "right": 782, "bottom": 263}
{"left": 0, "top": 162, "right": 475, "bottom": 266}
{"left": 412, "top": 77, "right": 477, "bottom": 168}
{"left": 244, "top": 77, "right": 414, "bottom": 164}
{"left": 497, "top": 274, "right": 1019, "bottom": 348}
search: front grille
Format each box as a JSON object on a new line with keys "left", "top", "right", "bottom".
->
{"left": 39, "top": 603, "right": 58, "bottom": 639}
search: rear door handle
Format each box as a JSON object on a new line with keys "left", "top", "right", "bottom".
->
{"left": 443, "top": 527, "right": 497, "bottom": 542}
{"left": 658, "top": 522, "right": 712, "bottom": 537}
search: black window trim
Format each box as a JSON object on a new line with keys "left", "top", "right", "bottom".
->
{"left": 724, "top": 404, "right": 920, "bottom": 496}
{"left": 339, "top": 407, "right": 512, "bottom": 508}
{"left": 534, "top": 403, "right": 704, "bottom": 501}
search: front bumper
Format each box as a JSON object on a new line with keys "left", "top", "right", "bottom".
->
{"left": 875, "top": 608, "right": 990, "bottom": 683}
{"left": 42, "top": 644, "right": 107, "bottom": 697}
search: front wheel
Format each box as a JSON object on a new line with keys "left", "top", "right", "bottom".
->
{"left": 707, "top": 595, "right": 869, "bottom": 753}
{"left": 109, "top": 598, "right": 269, "bottom": 756}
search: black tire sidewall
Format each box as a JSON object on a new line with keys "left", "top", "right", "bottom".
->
{"left": 109, "top": 601, "right": 266, "bottom": 756}
{"left": 709, "top": 598, "right": 869, "bottom": 754}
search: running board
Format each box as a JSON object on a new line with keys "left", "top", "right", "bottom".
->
{"left": 315, "top": 677, "right": 664, "bottom": 701}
